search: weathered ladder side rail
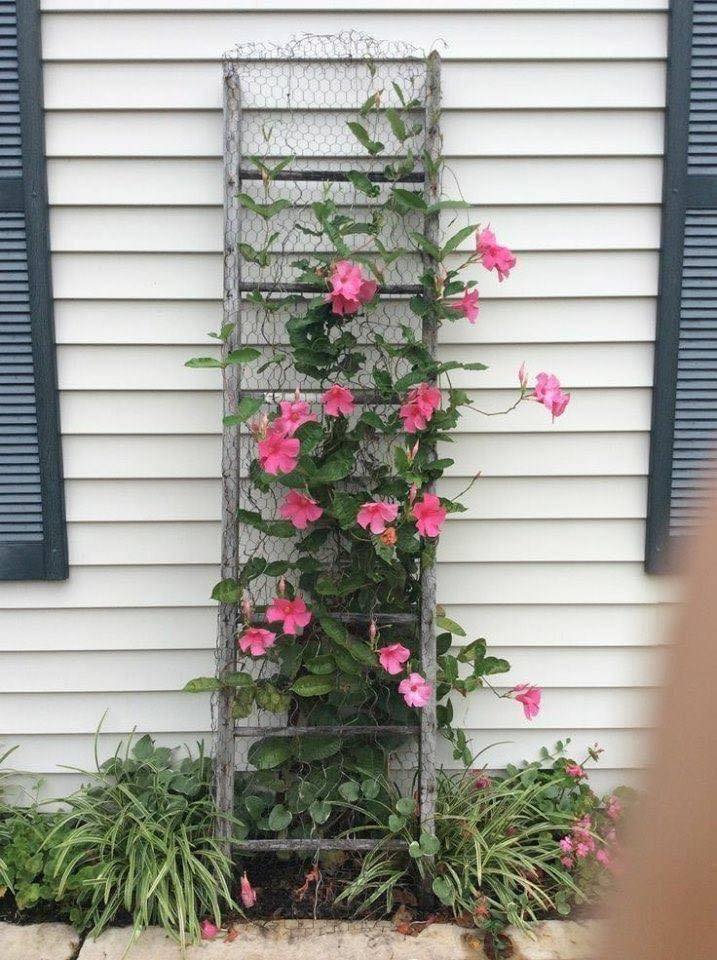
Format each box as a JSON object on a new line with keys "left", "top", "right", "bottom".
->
{"left": 214, "top": 48, "right": 441, "bottom": 858}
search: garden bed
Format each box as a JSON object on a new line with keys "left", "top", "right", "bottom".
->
{"left": 0, "top": 918, "right": 606, "bottom": 960}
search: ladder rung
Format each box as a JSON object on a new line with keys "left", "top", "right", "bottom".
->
{"left": 238, "top": 169, "right": 425, "bottom": 184}
{"left": 234, "top": 724, "right": 419, "bottom": 738}
{"left": 248, "top": 612, "right": 417, "bottom": 625}
{"left": 232, "top": 838, "right": 407, "bottom": 852}
{"left": 238, "top": 282, "right": 422, "bottom": 295}
{"left": 235, "top": 387, "right": 399, "bottom": 404}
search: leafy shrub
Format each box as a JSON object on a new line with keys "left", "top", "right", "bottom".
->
{"left": 46, "top": 735, "right": 236, "bottom": 948}
{"left": 339, "top": 742, "right": 630, "bottom": 942}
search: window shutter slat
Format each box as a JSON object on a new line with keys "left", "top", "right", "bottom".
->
{"left": 647, "top": 0, "right": 717, "bottom": 569}
{"left": 0, "top": 0, "right": 66, "bottom": 581}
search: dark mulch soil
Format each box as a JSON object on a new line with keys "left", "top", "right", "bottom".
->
{"left": 0, "top": 892, "right": 72, "bottom": 926}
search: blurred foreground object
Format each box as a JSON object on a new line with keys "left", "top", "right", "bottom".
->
{"left": 604, "top": 495, "right": 717, "bottom": 959}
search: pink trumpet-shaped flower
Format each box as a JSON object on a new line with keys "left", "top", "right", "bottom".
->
{"left": 398, "top": 672, "right": 432, "bottom": 708}
{"left": 412, "top": 492, "right": 447, "bottom": 538}
{"left": 325, "top": 260, "right": 378, "bottom": 316}
{"left": 565, "top": 763, "right": 585, "bottom": 779}
{"left": 258, "top": 428, "right": 300, "bottom": 475}
{"left": 279, "top": 490, "right": 323, "bottom": 530}
{"left": 399, "top": 382, "right": 442, "bottom": 434}
{"left": 356, "top": 499, "right": 399, "bottom": 535}
{"left": 265, "top": 595, "right": 312, "bottom": 635}
{"left": 200, "top": 920, "right": 220, "bottom": 940}
{"left": 378, "top": 643, "right": 411, "bottom": 676}
{"left": 238, "top": 626, "right": 276, "bottom": 657}
{"left": 449, "top": 288, "right": 480, "bottom": 324}
{"left": 476, "top": 227, "right": 517, "bottom": 282}
{"left": 240, "top": 872, "right": 257, "bottom": 908}
{"left": 321, "top": 384, "right": 356, "bottom": 418}
{"left": 511, "top": 683, "right": 542, "bottom": 720}
{"left": 533, "top": 372, "right": 571, "bottom": 420}
{"left": 275, "top": 399, "right": 318, "bottom": 436}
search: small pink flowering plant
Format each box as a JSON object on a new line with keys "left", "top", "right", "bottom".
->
{"left": 184, "top": 65, "right": 574, "bottom": 843}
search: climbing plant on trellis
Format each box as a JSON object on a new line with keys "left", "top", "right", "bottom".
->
{"left": 183, "top": 33, "right": 569, "bottom": 858}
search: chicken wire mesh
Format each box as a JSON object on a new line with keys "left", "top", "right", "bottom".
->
{"left": 213, "top": 33, "right": 440, "bottom": 852}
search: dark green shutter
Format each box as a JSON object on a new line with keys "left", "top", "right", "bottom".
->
{"left": 0, "top": 0, "right": 66, "bottom": 580}
{"left": 646, "top": 0, "right": 717, "bottom": 571}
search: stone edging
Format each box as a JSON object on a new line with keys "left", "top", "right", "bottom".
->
{"left": 0, "top": 918, "right": 606, "bottom": 960}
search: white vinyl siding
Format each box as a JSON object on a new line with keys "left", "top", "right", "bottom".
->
{"left": 0, "top": 0, "right": 673, "bottom": 794}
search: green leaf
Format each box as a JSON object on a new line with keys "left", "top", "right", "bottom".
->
{"left": 305, "top": 655, "right": 336, "bottom": 676}
{"left": 386, "top": 107, "right": 408, "bottom": 142}
{"left": 290, "top": 674, "right": 336, "bottom": 697}
{"left": 427, "top": 199, "right": 472, "bottom": 215}
{"left": 318, "top": 614, "right": 349, "bottom": 644}
{"left": 432, "top": 877, "right": 455, "bottom": 906}
{"left": 226, "top": 347, "right": 261, "bottom": 365}
{"left": 395, "top": 797, "right": 416, "bottom": 817}
{"left": 347, "top": 121, "right": 384, "bottom": 156}
{"left": 183, "top": 676, "right": 220, "bottom": 693}
{"left": 185, "top": 356, "right": 222, "bottom": 368}
{"left": 312, "top": 451, "right": 355, "bottom": 484}
{"left": 442, "top": 224, "right": 477, "bottom": 257}
{"left": 388, "top": 814, "right": 406, "bottom": 833}
{"left": 223, "top": 396, "right": 263, "bottom": 426}
{"left": 248, "top": 737, "right": 294, "bottom": 770}
{"left": 221, "top": 671, "right": 253, "bottom": 688}
{"left": 358, "top": 410, "right": 386, "bottom": 431}
{"left": 391, "top": 188, "right": 427, "bottom": 213}
{"left": 345, "top": 170, "right": 380, "bottom": 198}
{"left": 297, "top": 735, "right": 341, "bottom": 762}
{"left": 268, "top": 803, "right": 293, "bottom": 831}
{"left": 419, "top": 831, "right": 441, "bottom": 856}
{"left": 236, "top": 508, "right": 295, "bottom": 539}
{"left": 338, "top": 781, "right": 360, "bottom": 802}
{"left": 309, "top": 800, "right": 332, "bottom": 824}
{"left": 360, "top": 778, "right": 380, "bottom": 800}
{"left": 331, "top": 492, "right": 359, "bottom": 529}
{"left": 435, "top": 615, "right": 466, "bottom": 637}
{"left": 408, "top": 840, "right": 422, "bottom": 859}
{"left": 237, "top": 193, "right": 292, "bottom": 220}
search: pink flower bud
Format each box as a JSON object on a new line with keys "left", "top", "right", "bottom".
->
{"left": 200, "top": 919, "right": 220, "bottom": 940}
{"left": 240, "top": 872, "right": 257, "bottom": 909}
{"left": 408, "top": 484, "right": 418, "bottom": 506}
{"left": 241, "top": 594, "right": 253, "bottom": 623}
{"left": 295, "top": 385, "right": 301, "bottom": 402}
{"left": 369, "top": 620, "right": 378, "bottom": 642}
{"left": 249, "top": 412, "right": 269, "bottom": 441}
{"left": 277, "top": 576, "right": 286, "bottom": 597}
{"left": 518, "top": 362, "right": 528, "bottom": 389}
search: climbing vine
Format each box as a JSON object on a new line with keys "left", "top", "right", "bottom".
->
{"left": 184, "top": 63, "right": 570, "bottom": 840}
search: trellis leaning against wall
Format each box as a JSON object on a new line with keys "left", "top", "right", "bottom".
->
{"left": 214, "top": 34, "right": 441, "bottom": 856}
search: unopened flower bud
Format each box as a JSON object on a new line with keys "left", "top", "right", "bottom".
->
{"left": 277, "top": 576, "right": 286, "bottom": 597}
{"left": 518, "top": 362, "right": 528, "bottom": 390}
{"left": 369, "top": 620, "right": 378, "bottom": 642}
{"left": 408, "top": 483, "right": 418, "bottom": 506}
{"left": 241, "top": 594, "right": 253, "bottom": 623}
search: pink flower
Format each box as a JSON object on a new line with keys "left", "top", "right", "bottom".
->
{"left": 238, "top": 626, "right": 276, "bottom": 657}
{"left": 399, "top": 382, "right": 442, "bottom": 434}
{"left": 559, "top": 837, "right": 574, "bottom": 855}
{"left": 275, "top": 399, "right": 318, "bottom": 436}
{"left": 378, "top": 642, "right": 411, "bottom": 675}
{"left": 473, "top": 774, "right": 491, "bottom": 790}
{"left": 357, "top": 499, "right": 399, "bottom": 535}
{"left": 398, "top": 672, "right": 432, "bottom": 708}
{"left": 325, "top": 260, "right": 378, "bottom": 316}
{"left": 511, "top": 684, "right": 542, "bottom": 720}
{"left": 412, "top": 492, "right": 447, "bottom": 538}
{"left": 279, "top": 490, "right": 323, "bottom": 530}
{"left": 200, "top": 919, "right": 219, "bottom": 940}
{"left": 449, "top": 288, "right": 480, "bottom": 324}
{"left": 265, "top": 595, "right": 312, "bottom": 635}
{"left": 240, "top": 872, "right": 257, "bottom": 908}
{"left": 258, "top": 429, "right": 300, "bottom": 475}
{"left": 560, "top": 856, "right": 574, "bottom": 869}
{"left": 321, "top": 384, "right": 356, "bottom": 417}
{"left": 605, "top": 795, "right": 622, "bottom": 821}
{"left": 565, "top": 763, "right": 585, "bottom": 779}
{"left": 476, "top": 227, "right": 516, "bottom": 282}
{"left": 532, "top": 372, "right": 571, "bottom": 420}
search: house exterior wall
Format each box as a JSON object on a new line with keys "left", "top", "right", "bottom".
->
{"left": 0, "top": 0, "right": 673, "bottom": 794}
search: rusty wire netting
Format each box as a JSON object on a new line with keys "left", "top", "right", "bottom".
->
{"left": 213, "top": 32, "right": 441, "bottom": 855}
